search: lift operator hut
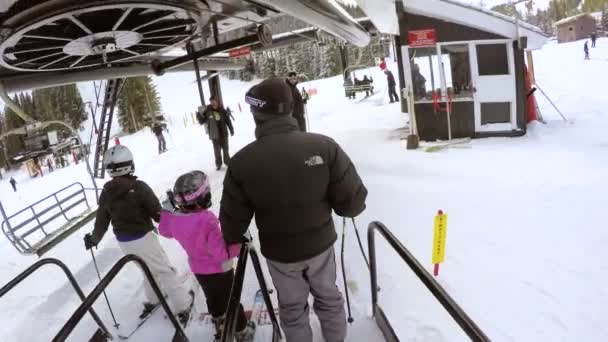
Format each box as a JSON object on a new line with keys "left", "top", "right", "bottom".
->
{"left": 360, "top": 0, "right": 548, "bottom": 141}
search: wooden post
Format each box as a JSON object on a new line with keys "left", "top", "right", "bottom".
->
{"left": 526, "top": 50, "right": 536, "bottom": 84}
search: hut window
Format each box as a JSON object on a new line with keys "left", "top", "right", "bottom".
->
{"left": 481, "top": 102, "right": 511, "bottom": 124}
{"left": 408, "top": 46, "right": 443, "bottom": 101}
{"left": 476, "top": 44, "right": 509, "bottom": 76}
{"left": 569, "top": 27, "right": 573, "bottom": 31}
{"left": 440, "top": 44, "right": 473, "bottom": 100}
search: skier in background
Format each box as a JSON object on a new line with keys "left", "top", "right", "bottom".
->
{"left": 285, "top": 71, "right": 307, "bottom": 132}
{"left": 591, "top": 32, "right": 597, "bottom": 48}
{"left": 83, "top": 145, "right": 193, "bottom": 322}
{"left": 151, "top": 121, "right": 167, "bottom": 154}
{"left": 385, "top": 69, "right": 399, "bottom": 103}
{"left": 47, "top": 158, "right": 54, "bottom": 172}
{"left": 198, "top": 96, "right": 234, "bottom": 171}
{"left": 159, "top": 171, "right": 255, "bottom": 341}
{"left": 221, "top": 78, "right": 368, "bottom": 342}
{"left": 584, "top": 41, "right": 590, "bottom": 60}
{"left": 9, "top": 177, "right": 17, "bottom": 192}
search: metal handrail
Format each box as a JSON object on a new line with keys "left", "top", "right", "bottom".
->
{"left": 0, "top": 182, "right": 91, "bottom": 254}
{"left": 54, "top": 254, "right": 187, "bottom": 342}
{"left": 0, "top": 258, "right": 112, "bottom": 340}
{"left": 0, "top": 182, "right": 93, "bottom": 254}
{"left": 222, "top": 242, "right": 281, "bottom": 342}
{"left": 368, "top": 221, "right": 491, "bottom": 342}
{"left": 6, "top": 182, "right": 87, "bottom": 218}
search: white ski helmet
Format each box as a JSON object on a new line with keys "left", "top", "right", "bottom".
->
{"left": 103, "top": 145, "right": 134, "bottom": 177}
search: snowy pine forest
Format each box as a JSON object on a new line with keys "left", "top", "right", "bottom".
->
{"left": 221, "top": 14, "right": 390, "bottom": 81}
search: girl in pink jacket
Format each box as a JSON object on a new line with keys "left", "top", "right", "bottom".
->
{"left": 159, "top": 170, "right": 254, "bottom": 341}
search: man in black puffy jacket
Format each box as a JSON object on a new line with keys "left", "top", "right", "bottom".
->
{"left": 220, "top": 78, "right": 367, "bottom": 342}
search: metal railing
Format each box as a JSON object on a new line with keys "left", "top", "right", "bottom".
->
{"left": 368, "top": 221, "right": 491, "bottom": 342}
{"left": 54, "top": 254, "right": 186, "bottom": 342}
{"left": 0, "top": 258, "right": 112, "bottom": 340}
{"left": 222, "top": 242, "right": 281, "bottom": 342}
{"left": 0, "top": 182, "right": 96, "bottom": 256}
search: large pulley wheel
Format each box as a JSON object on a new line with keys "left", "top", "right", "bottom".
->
{"left": 0, "top": 0, "right": 205, "bottom": 72}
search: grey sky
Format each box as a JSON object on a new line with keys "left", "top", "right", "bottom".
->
{"left": 469, "top": 0, "right": 551, "bottom": 10}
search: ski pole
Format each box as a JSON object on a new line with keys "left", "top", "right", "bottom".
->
{"left": 340, "top": 218, "right": 354, "bottom": 324}
{"left": 535, "top": 83, "right": 568, "bottom": 122}
{"left": 90, "top": 248, "right": 120, "bottom": 328}
{"left": 351, "top": 218, "right": 380, "bottom": 292}
{"left": 350, "top": 218, "right": 370, "bottom": 270}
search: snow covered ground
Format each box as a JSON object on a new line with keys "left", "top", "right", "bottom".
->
{"left": 0, "top": 38, "right": 607, "bottom": 341}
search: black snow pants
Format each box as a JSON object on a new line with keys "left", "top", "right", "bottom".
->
{"left": 212, "top": 136, "right": 230, "bottom": 168}
{"left": 156, "top": 134, "right": 166, "bottom": 153}
{"left": 388, "top": 86, "right": 399, "bottom": 103}
{"left": 195, "top": 271, "right": 247, "bottom": 331}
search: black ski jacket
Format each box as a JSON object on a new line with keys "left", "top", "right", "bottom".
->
{"left": 199, "top": 106, "right": 234, "bottom": 141}
{"left": 91, "top": 175, "right": 161, "bottom": 243}
{"left": 152, "top": 123, "right": 164, "bottom": 136}
{"left": 287, "top": 80, "right": 307, "bottom": 132}
{"left": 220, "top": 116, "right": 367, "bottom": 263}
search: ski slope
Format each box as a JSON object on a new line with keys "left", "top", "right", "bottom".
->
{"left": 1, "top": 38, "right": 607, "bottom": 341}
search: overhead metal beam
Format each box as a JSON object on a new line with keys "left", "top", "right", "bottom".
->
{"left": 154, "top": 33, "right": 261, "bottom": 74}
{"left": 0, "top": 59, "right": 245, "bottom": 93}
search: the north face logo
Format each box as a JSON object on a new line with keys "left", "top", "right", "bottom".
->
{"left": 305, "top": 156, "right": 324, "bottom": 167}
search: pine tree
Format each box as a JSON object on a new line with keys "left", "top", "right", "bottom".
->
{"left": 319, "top": 44, "right": 340, "bottom": 78}
{"left": 4, "top": 95, "right": 25, "bottom": 157}
{"left": 275, "top": 53, "right": 289, "bottom": 79}
{"left": 62, "top": 84, "right": 86, "bottom": 129}
{"left": 491, "top": 3, "right": 524, "bottom": 19}
{"left": 602, "top": 3, "right": 608, "bottom": 34}
{"left": 117, "top": 77, "right": 162, "bottom": 133}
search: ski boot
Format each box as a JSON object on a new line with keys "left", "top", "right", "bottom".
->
{"left": 235, "top": 321, "right": 256, "bottom": 342}
{"left": 212, "top": 315, "right": 225, "bottom": 341}
{"left": 177, "top": 290, "right": 196, "bottom": 327}
{"left": 139, "top": 302, "right": 158, "bottom": 319}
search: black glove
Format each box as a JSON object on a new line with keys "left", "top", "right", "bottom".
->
{"left": 84, "top": 233, "right": 97, "bottom": 250}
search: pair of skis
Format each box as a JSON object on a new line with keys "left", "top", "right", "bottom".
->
{"left": 117, "top": 289, "right": 267, "bottom": 341}
{"left": 117, "top": 291, "right": 195, "bottom": 340}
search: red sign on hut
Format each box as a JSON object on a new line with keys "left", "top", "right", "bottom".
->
{"left": 408, "top": 29, "right": 437, "bottom": 48}
{"left": 229, "top": 46, "right": 252, "bottom": 58}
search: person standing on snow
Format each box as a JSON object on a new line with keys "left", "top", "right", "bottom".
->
{"left": 198, "top": 96, "right": 234, "bottom": 170}
{"left": 159, "top": 171, "right": 255, "bottom": 341}
{"left": 385, "top": 69, "right": 399, "bottom": 103}
{"left": 220, "top": 78, "right": 368, "bottom": 342}
{"left": 9, "top": 177, "right": 17, "bottom": 192}
{"left": 591, "top": 32, "right": 597, "bottom": 48}
{"left": 83, "top": 145, "right": 192, "bottom": 322}
{"left": 286, "top": 71, "right": 307, "bottom": 132}
{"left": 152, "top": 121, "right": 167, "bottom": 154}
{"left": 584, "top": 41, "right": 590, "bottom": 60}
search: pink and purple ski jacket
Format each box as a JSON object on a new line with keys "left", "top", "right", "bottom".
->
{"left": 159, "top": 209, "right": 240, "bottom": 275}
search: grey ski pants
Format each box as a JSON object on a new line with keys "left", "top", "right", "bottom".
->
{"left": 267, "top": 247, "right": 346, "bottom": 342}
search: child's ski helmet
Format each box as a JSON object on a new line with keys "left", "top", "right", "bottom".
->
{"left": 173, "top": 170, "right": 211, "bottom": 209}
{"left": 103, "top": 145, "right": 134, "bottom": 177}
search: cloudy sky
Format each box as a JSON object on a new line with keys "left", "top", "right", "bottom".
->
{"left": 474, "top": 0, "right": 551, "bottom": 10}
{"left": 337, "top": 0, "right": 552, "bottom": 11}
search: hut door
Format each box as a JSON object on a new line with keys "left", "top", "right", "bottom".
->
{"left": 470, "top": 41, "right": 517, "bottom": 132}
